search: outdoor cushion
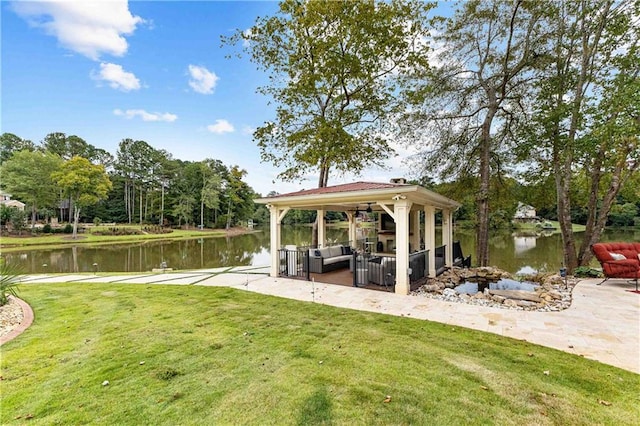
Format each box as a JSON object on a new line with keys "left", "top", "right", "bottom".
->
{"left": 324, "top": 255, "right": 351, "bottom": 265}
{"left": 610, "top": 252, "right": 626, "bottom": 260}
{"left": 328, "top": 246, "right": 343, "bottom": 258}
{"left": 318, "top": 247, "right": 332, "bottom": 258}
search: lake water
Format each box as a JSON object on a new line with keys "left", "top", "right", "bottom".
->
{"left": 3, "top": 226, "right": 637, "bottom": 275}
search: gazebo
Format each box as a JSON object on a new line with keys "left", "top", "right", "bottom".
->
{"left": 255, "top": 180, "right": 462, "bottom": 295}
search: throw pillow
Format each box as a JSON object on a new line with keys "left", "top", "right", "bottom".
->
{"left": 314, "top": 249, "right": 321, "bottom": 257}
{"left": 609, "top": 252, "right": 626, "bottom": 260}
{"left": 344, "top": 246, "right": 353, "bottom": 255}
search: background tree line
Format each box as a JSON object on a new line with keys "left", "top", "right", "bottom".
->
{"left": 0, "top": 132, "right": 258, "bottom": 232}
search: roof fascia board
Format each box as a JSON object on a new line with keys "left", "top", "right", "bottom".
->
{"left": 256, "top": 185, "right": 461, "bottom": 210}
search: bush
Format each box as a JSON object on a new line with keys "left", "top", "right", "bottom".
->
{"left": 92, "top": 227, "right": 144, "bottom": 236}
{"left": 42, "top": 224, "right": 52, "bottom": 233}
{"left": 574, "top": 266, "right": 602, "bottom": 278}
{"left": 93, "top": 217, "right": 102, "bottom": 226}
{"left": 0, "top": 261, "right": 22, "bottom": 306}
{"left": 63, "top": 224, "right": 73, "bottom": 234}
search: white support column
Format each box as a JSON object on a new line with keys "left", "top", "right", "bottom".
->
{"left": 410, "top": 210, "right": 420, "bottom": 253}
{"left": 268, "top": 205, "right": 288, "bottom": 278}
{"left": 424, "top": 206, "right": 436, "bottom": 277}
{"left": 317, "top": 209, "right": 325, "bottom": 247}
{"left": 442, "top": 208, "right": 453, "bottom": 267}
{"left": 394, "top": 199, "right": 412, "bottom": 295}
{"left": 346, "top": 212, "right": 357, "bottom": 247}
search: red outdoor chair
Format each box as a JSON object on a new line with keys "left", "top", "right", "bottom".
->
{"left": 590, "top": 243, "right": 640, "bottom": 291}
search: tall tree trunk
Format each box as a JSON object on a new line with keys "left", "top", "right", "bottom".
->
{"left": 200, "top": 198, "right": 204, "bottom": 229}
{"left": 476, "top": 103, "right": 497, "bottom": 267}
{"left": 139, "top": 187, "right": 143, "bottom": 226}
{"left": 312, "top": 161, "right": 330, "bottom": 248}
{"left": 31, "top": 206, "right": 37, "bottom": 230}
{"left": 160, "top": 182, "right": 165, "bottom": 226}
{"left": 72, "top": 205, "right": 81, "bottom": 239}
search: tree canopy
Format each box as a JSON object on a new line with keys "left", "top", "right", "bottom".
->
{"left": 0, "top": 150, "right": 63, "bottom": 228}
{"left": 51, "top": 156, "right": 112, "bottom": 238}
{"left": 225, "top": 0, "right": 434, "bottom": 187}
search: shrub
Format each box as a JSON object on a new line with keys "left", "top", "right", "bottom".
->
{"left": 63, "top": 224, "right": 74, "bottom": 234}
{"left": 0, "top": 261, "right": 22, "bottom": 306}
{"left": 42, "top": 224, "right": 52, "bottom": 233}
{"left": 93, "top": 217, "right": 102, "bottom": 226}
{"left": 574, "top": 266, "right": 602, "bottom": 278}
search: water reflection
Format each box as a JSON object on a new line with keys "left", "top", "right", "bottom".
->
{"left": 3, "top": 226, "right": 637, "bottom": 274}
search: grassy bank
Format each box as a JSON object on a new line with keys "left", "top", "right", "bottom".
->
{"left": 512, "top": 220, "right": 586, "bottom": 233}
{"left": 2, "top": 284, "right": 638, "bottom": 425}
{"left": 0, "top": 226, "right": 252, "bottom": 253}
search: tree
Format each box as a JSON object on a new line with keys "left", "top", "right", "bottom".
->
{"left": 0, "top": 133, "right": 35, "bottom": 165}
{"left": 114, "top": 139, "right": 158, "bottom": 224}
{"left": 0, "top": 205, "right": 14, "bottom": 230}
{"left": 152, "top": 149, "right": 175, "bottom": 227}
{"left": 609, "top": 203, "right": 638, "bottom": 226}
{"left": 224, "top": 0, "right": 434, "bottom": 187}
{"left": 9, "top": 208, "right": 27, "bottom": 236}
{"left": 523, "top": 0, "right": 639, "bottom": 271}
{"left": 221, "top": 166, "right": 255, "bottom": 229}
{"left": 200, "top": 160, "right": 222, "bottom": 229}
{"left": 42, "top": 133, "right": 94, "bottom": 160}
{"left": 172, "top": 194, "right": 195, "bottom": 227}
{"left": 0, "top": 150, "right": 63, "bottom": 228}
{"left": 225, "top": 0, "right": 434, "bottom": 246}
{"left": 51, "top": 156, "right": 112, "bottom": 238}
{"left": 401, "top": 0, "right": 545, "bottom": 266}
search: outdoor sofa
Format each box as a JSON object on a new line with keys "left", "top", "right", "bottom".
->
{"left": 307, "top": 244, "right": 354, "bottom": 274}
{"left": 591, "top": 242, "right": 640, "bottom": 290}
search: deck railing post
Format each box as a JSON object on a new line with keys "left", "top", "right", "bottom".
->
{"left": 352, "top": 252, "right": 358, "bottom": 287}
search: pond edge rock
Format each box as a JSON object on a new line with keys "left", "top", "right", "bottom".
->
{"left": 411, "top": 267, "right": 575, "bottom": 312}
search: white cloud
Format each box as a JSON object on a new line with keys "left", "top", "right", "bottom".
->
{"left": 188, "top": 65, "right": 219, "bottom": 94}
{"left": 113, "top": 109, "right": 177, "bottom": 122}
{"left": 207, "top": 119, "right": 235, "bottom": 134}
{"left": 11, "top": 0, "right": 144, "bottom": 60}
{"left": 92, "top": 62, "right": 140, "bottom": 91}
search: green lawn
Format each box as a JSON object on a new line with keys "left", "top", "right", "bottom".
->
{"left": 512, "top": 220, "right": 586, "bottom": 233}
{"left": 2, "top": 284, "right": 638, "bottom": 425}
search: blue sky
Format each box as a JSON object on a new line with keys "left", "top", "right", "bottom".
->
{"left": 2, "top": 0, "right": 428, "bottom": 196}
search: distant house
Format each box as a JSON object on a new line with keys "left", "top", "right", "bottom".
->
{"left": 0, "top": 191, "right": 25, "bottom": 211}
{"left": 514, "top": 202, "right": 537, "bottom": 222}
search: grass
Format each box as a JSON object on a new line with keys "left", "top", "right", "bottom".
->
{"left": 512, "top": 220, "right": 586, "bottom": 233}
{"left": 2, "top": 284, "right": 639, "bottom": 425}
{"left": 0, "top": 226, "right": 246, "bottom": 253}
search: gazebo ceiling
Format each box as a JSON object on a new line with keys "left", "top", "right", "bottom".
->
{"left": 255, "top": 181, "right": 461, "bottom": 212}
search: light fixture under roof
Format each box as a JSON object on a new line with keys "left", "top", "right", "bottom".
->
{"left": 366, "top": 203, "right": 372, "bottom": 213}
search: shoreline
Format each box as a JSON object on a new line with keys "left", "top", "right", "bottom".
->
{"left": 0, "top": 226, "right": 258, "bottom": 253}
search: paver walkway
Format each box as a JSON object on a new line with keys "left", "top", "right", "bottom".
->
{"left": 18, "top": 266, "right": 640, "bottom": 374}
